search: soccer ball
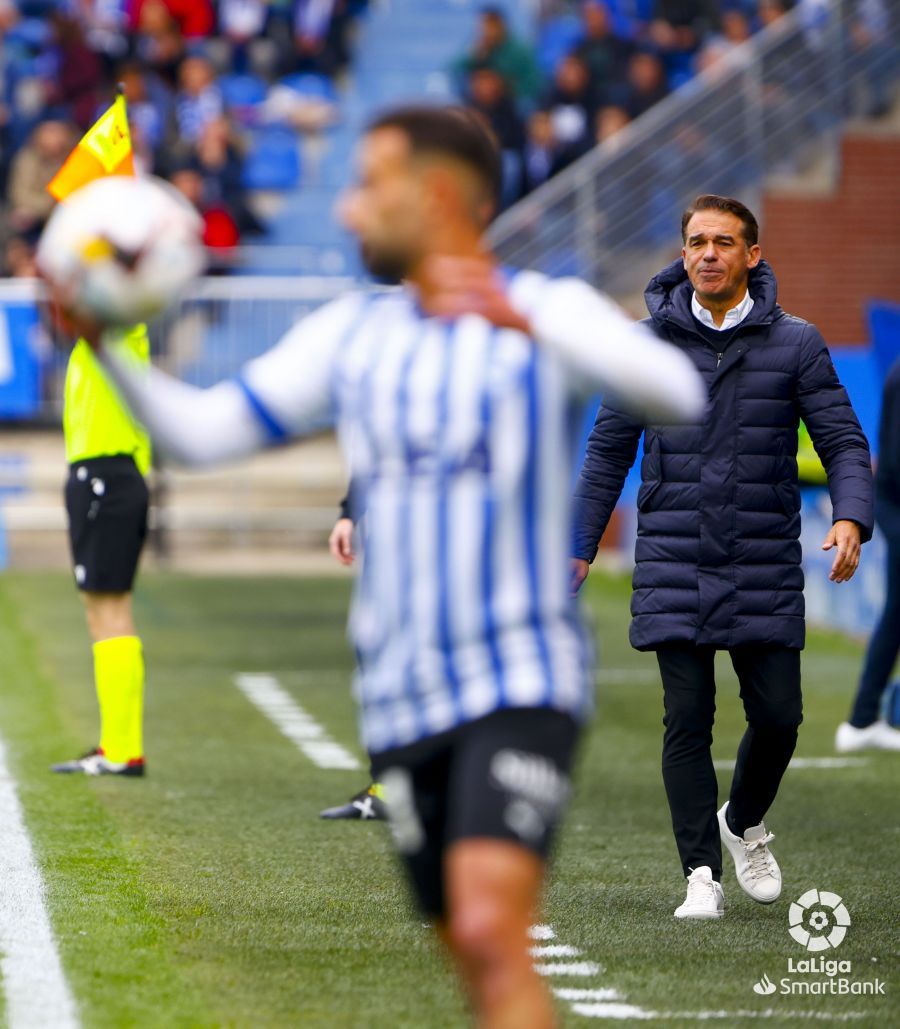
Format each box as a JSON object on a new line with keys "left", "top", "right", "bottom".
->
{"left": 37, "top": 175, "right": 205, "bottom": 326}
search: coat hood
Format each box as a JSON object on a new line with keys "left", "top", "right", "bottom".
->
{"left": 644, "top": 258, "right": 780, "bottom": 330}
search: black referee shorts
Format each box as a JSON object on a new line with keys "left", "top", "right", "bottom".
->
{"left": 65, "top": 455, "right": 149, "bottom": 593}
{"left": 370, "top": 707, "right": 580, "bottom": 919}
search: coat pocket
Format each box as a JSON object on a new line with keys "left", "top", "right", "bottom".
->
{"left": 637, "top": 479, "right": 663, "bottom": 513}
{"left": 774, "top": 480, "right": 800, "bottom": 518}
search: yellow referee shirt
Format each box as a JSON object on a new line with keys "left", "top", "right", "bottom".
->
{"left": 63, "top": 325, "right": 152, "bottom": 476}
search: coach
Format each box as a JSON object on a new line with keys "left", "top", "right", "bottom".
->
{"left": 571, "top": 195, "right": 873, "bottom": 919}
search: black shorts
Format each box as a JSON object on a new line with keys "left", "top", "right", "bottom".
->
{"left": 370, "top": 707, "right": 580, "bottom": 919}
{"left": 65, "top": 455, "right": 149, "bottom": 593}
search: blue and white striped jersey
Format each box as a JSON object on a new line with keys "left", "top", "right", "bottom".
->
{"left": 104, "top": 270, "right": 706, "bottom": 754}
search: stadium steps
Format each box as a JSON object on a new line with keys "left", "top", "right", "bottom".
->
{"left": 257, "top": 0, "right": 490, "bottom": 272}
{"left": 0, "top": 431, "right": 350, "bottom": 574}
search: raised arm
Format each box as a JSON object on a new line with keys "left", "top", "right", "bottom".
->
{"left": 421, "top": 261, "right": 706, "bottom": 424}
{"left": 513, "top": 275, "right": 706, "bottom": 423}
{"left": 99, "top": 294, "right": 366, "bottom": 468}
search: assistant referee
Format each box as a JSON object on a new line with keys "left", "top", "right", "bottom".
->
{"left": 52, "top": 326, "right": 150, "bottom": 776}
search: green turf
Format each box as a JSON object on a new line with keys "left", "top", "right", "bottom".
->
{"left": 0, "top": 570, "right": 896, "bottom": 1028}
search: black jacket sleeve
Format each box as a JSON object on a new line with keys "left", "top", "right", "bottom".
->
{"left": 571, "top": 402, "right": 644, "bottom": 561}
{"left": 796, "top": 324, "right": 874, "bottom": 541}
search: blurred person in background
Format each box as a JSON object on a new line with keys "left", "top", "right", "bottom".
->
{"left": 195, "top": 115, "right": 265, "bottom": 236}
{"left": 3, "top": 234, "right": 38, "bottom": 277}
{"left": 117, "top": 59, "right": 171, "bottom": 172}
{"left": 43, "top": 13, "right": 104, "bottom": 129}
{"left": 319, "top": 484, "right": 388, "bottom": 822}
{"left": 836, "top": 358, "right": 900, "bottom": 752}
{"left": 453, "top": 4, "right": 542, "bottom": 104}
{"left": 132, "top": 1, "right": 186, "bottom": 87}
{"left": 694, "top": 8, "right": 752, "bottom": 74}
{"left": 6, "top": 120, "right": 77, "bottom": 241}
{"left": 572, "top": 1, "right": 635, "bottom": 100}
{"left": 520, "top": 109, "right": 565, "bottom": 195}
{"left": 540, "top": 53, "right": 598, "bottom": 158}
{"left": 609, "top": 50, "right": 670, "bottom": 119}
{"left": 127, "top": 0, "right": 214, "bottom": 40}
{"left": 168, "top": 157, "right": 241, "bottom": 256}
{"left": 174, "top": 55, "right": 223, "bottom": 145}
{"left": 571, "top": 194, "right": 873, "bottom": 920}
{"left": 848, "top": 0, "right": 894, "bottom": 118}
{"left": 465, "top": 65, "right": 525, "bottom": 207}
{"left": 644, "top": 0, "right": 719, "bottom": 74}
{"left": 594, "top": 103, "right": 631, "bottom": 146}
{"left": 66, "top": 0, "right": 131, "bottom": 75}
{"left": 292, "top": 0, "right": 355, "bottom": 78}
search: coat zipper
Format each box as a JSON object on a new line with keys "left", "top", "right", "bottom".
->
{"left": 716, "top": 352, "right": 723, "bottom": 367}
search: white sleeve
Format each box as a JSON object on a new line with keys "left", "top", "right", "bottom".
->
{"left": 510, "top": 273, "right": 706, "bottom": 423}
{"left": 99, "top": 293, "right": 366, "bottom": 467}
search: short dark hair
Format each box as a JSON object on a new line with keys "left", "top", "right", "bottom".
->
{"left": 681, "top": 195, "right": 759, "bottom": 246}
{"left": 366, "top": 103, "right": 502, "bottom": 205}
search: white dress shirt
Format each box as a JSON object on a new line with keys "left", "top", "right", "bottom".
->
{"left": 691, "top": 289, "right": 754, "bottom": 331}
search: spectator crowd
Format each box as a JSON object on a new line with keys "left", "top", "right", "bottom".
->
{"left": 0, "top": 0, "right": 893, "bottom": 274}
{"left": 0, "top": 0, "right": 368, "bottom": 275}
{"left": 455, "top": 0, "right": 894, "bottom": 209}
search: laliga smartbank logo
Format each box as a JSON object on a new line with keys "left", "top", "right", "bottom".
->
{"left": 751, "top": 889, "right": 886, "bottom": 998}
{"left": 789, "top": 887, "right": 850, "bottom": 951}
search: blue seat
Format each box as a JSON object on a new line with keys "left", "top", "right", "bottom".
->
{"left": 278, "top": 73, "right": 337, "bottom": 102}
{"left": 242, "top": 129, "right": 301, "bottom": 191}
{"left": 219, "top": 73, "right": 268, "bottom": 110}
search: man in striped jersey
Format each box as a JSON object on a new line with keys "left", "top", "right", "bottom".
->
{"left": 67, "top": 106, "right": 705, "bottom": 1027}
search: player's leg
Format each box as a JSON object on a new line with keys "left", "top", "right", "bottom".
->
{"left": 54, "top": 456, "right": 148, "bottom": 776}
{"left": 838, "top": 541, "right": 900, "bottom": 750}
{"left": 82, "top": 590, "right": 145, "bottom": 768}
{"left": 718, "top": 645, "right": 801, "bottom": 902}
{"left": 442, "top": 708, "right": 578, "bottom": 1027}
{"left": 444, "top": 839, "right": 551, "bottom": 1029}
{"left": 656, "top": 644, "right": 722, "bottom": 917}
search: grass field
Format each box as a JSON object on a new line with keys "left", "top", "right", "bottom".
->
{"left": 0, "top": 569, "right": 896, "bottom": 1028}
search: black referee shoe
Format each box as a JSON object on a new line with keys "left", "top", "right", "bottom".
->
{"left": 319, "top": 783, "right": 387, "bottom": 820}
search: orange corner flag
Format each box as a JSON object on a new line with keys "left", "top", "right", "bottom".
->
{"left": 48, "top": 92, "right": 134, "bottom": 202}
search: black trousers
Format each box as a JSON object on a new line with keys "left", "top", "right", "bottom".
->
{"left": 656, "top": 644, "right": 803, "bottom": 881}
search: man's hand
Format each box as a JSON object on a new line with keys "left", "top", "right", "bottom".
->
{"left": 329, "top": 517, "right": 355, "bottom": 566}
{"left": 40, "top": 278, "right": 104, "bottom": 348}
{"left": 821, "top": 519, "right": 862, "bottom": 583}
{"left": 419, "top": 256, "right": 532, "bottom": 334}
{"left": 570, "top": 558, "right": 590, "bottom": 597}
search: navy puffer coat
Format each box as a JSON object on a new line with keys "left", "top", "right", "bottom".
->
{"left": 573, "top": 259, "right": 874, "bottom": 650}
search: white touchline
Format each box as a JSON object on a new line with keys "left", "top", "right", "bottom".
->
{"left": 234, "top": 673, "right": 361, "bottom": 771}
{"left": 572, "top": 1001, "right": 655, "bottom": 1019}
{"left": 554, "top": 988, "right": 623, "bottom": 1002}
{"left": 573, "top": 1005, "right": 868, "bottom": 1021}
{"left": 529, "top": 944, "right": 581, "bottom": 958}
{"left": 713, "top": 757, "right": 868, "bottom": 771}
{"left": 0, "top": 736, "right": 80, "bottom": 1029}
{"left": 534, "top": 961, "right": 602, "bottom": 977}
{"left": 528, "top": 924, "right": 556, "bottom": 940}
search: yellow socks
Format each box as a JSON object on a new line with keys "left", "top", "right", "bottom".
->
{"left": 93, "top": 636, "right": 144, "bottom": 763}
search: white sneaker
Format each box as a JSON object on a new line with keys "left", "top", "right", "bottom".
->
{"left": 718, "top": 803, "right": 781, "bottom": 903}
{"left": 674, "top": 866, "right": 725, "bottom": 919}
{"left": 835, "top": 720, "right": 900, "bottom": 752}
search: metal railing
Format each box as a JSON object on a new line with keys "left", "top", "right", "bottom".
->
{"left": 488, "top": 0, "right": 900, "bottom": 295}
{"left": 0, "top": 277, "right": 354, "bottom": 422}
